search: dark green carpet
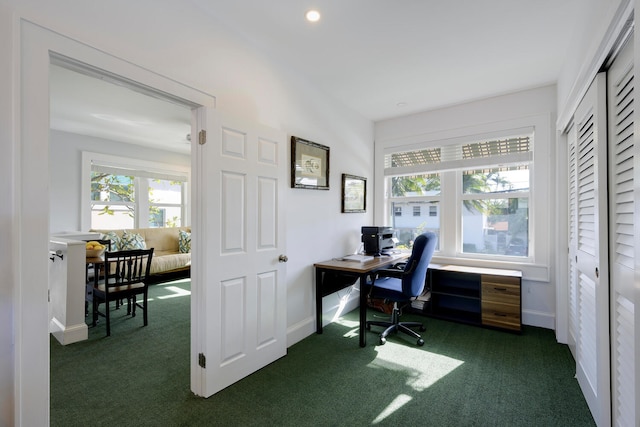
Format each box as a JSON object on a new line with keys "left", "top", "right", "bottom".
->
{"left": 50, "top": 280, "right": 595, "bottom": 426}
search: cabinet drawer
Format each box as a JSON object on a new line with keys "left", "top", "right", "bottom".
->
{"left": 482, "top": 274, "right": 520, "bottom": 287}
{"left": 481, "top": 281, "right": 520, "bottom": 304}
{"left": 482, "top": 301, "right": 520, "bottom": 331}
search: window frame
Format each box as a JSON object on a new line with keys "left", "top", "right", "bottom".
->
{"left": 375, "top": 114, "right": 551, "bottom": 277}
{"left": 81, "top": 151, "right": 190, "bottom": 230}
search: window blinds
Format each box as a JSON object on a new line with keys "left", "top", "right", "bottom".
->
{"left": 91, "top": 164, "right": 188, "bottom": 182}
{"left": 384, "top": 134, "right": 533, "bottom": 175}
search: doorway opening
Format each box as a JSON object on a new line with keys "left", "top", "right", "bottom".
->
{"left": 48, "top": 54, "right": 196, "bottom": 417}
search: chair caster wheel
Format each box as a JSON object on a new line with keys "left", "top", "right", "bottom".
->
{"left": 379, "top": 337, "right": 386, "bottom": 345}
{"left": 420, "top": 326, "right": 426, "bottom": 332}
{"left": 366, "top": 324, "right": 371, "bottom": 330}
{"left": 417, "top": 338, "right": 424, "bottom": 346}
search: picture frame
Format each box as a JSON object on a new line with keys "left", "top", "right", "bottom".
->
{"left": 291, "top": 136, "right": 330, "bottom": 190}
{"left": 341, "top": 174, "right": 367, "bottom": 213}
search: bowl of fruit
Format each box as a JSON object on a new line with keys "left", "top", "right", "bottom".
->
{"left": 85, "top": 241, "right": 107, "bottom": 258}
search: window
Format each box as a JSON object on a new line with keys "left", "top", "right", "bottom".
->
{"left": 461, "top": 166, "right": 529, "bottom": 256}
{"left": 385, "top": 134, "right": 532, "bottom": 259}
{"left": 91, "top": 171, "right": 136, "bottom": 229}
{"left": 148, "top": 179, "right": 184, "bottom": 227}
{"left": 394, "top": 206, "right": 402, "bottom": 217}
{"left": 83, "top": 153, "right": 189, "bottom": 230}
{"left": 389, "top": 173, "right": 441, "bottom": 250}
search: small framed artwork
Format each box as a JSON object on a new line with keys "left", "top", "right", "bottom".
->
{"left": 342, "top": 174, "right": 366, "bottom": 213}
{"left": 291, "top": 136, "right": 330, "bottom": 190}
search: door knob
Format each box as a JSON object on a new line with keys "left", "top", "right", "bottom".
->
{"left": 278, "top": 255, "right": 288, "bottom": 263}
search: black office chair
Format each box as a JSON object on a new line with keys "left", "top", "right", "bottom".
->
{"left": 366, "top": 231, "right": 437, "bottom": 346}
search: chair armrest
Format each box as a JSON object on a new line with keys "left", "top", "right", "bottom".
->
{"left": 375, "top": 259, "right": 418, "bottom": 279}
{"left": 374, "top": 268, "right": 405, "bottom": 279}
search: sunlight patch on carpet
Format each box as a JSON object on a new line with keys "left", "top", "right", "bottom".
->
{"left": 331, "top": 317, "right": 360, "bottom": 338}
{"left": 369, "top": 342, "right": 464, "bottom": 392}
{"left": 152, "top": 285, "right": 191, "bottom": 300}
{"left": 372, "top": 394, "right": 413, "bottom": 424}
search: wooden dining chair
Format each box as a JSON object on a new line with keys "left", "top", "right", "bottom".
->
{"left": 92, "top": 248, "right": 154, "bottom": 336}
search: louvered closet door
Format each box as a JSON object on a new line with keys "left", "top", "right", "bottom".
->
{"left": 571, "top": 72, "right": 611, "bottom": 426}
{"left": 606, "top": 35, "right": 636, "bottom": 427}
{"left": 567, "top": 124, "right": 578, "bottom": 359}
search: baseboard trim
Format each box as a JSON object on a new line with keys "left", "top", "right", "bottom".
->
{"left": 522, "top": 309, "right": 555, "bottom": 330}
{"left": 286, "top": 290, "right": 362, "bottom": 348}
{"left": 50, "top": 317, "right": 88, "bottom": 345}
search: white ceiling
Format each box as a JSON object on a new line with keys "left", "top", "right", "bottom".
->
{"left": 49, "top": 1, "right": 586, "bottom": 151}
{"left": 49, "top": 64, "right": 193, "bottom": 154}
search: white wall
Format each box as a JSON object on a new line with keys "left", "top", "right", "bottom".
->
{"left": 3, "top": 1, "right": 374, "bottom": 425}
{"left": 0, "top": 3, "right": 16, "bottom": 427}
{"left": 374, "top": 85, "right": 558, "bottom": 329}
{"left": 49, "top": 130, "right": 191, "bottom": 233}
{"left": 556, "top": 0, "right": 630, "bottom": 128}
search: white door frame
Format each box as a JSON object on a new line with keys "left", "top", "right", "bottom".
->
{"left": 17, "top": 19, "right": 214, "bottom": 425}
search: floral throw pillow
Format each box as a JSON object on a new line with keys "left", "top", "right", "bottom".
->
{"left": 120, "top": 230, "right": 146, "bottom": 250}
{"left": 101, "top": 231, "right": 121, "bottom": 251}
{"left": 179, "top": 230, "right": 191, "bottom": 253}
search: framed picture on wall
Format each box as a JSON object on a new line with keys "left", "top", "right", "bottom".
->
{"left": 341, "top": 174, "right": 366, "bottom": 213}
{"left": 291, "top": 136, "right": 330, "bottom": 190}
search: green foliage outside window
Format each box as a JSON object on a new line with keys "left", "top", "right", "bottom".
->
{"left": 91, "top": 173, "right": 135, "bottom": 217}
{"left": 391, "top": 174, "right": 440, "bottom": 197}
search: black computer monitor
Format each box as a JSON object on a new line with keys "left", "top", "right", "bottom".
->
{"left": 361, "top": 226, "right": 395, "bottom": 255}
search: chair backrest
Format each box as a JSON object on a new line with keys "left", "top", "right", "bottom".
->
{"left": 401, "top": 232, "right": 437, "bottom": 298}
{"left": 104, "top": 248, "right": 154, "bottom": 290}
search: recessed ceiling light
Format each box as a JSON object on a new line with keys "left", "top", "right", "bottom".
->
{"left": 305, "top": 10, "right": 321, "bottom": 22}
{"left": 396, "top": 102, "right": 407, "bottom": 107}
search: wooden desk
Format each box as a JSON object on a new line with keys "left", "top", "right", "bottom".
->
{"left": 314, "top": 253, "right": 409, "bottom": 347}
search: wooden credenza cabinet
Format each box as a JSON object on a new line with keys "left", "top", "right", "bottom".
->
{"left": 422, "top": 265, "right": 522, "bottom": 332}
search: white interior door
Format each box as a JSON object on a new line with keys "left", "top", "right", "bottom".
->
{"left": 191, "top": 108, "right": 287, "bottom": 397}
{"left": 570, "top": 72, "right": 611, "bottom": 426}
{"left": 606, "top": 35, "right": 636, "bottom": 427}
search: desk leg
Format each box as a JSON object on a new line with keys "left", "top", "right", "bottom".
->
{"left": 315, "top": 268, "right": 323, "bottom": 334}
{"left": 359, "top": 273, "right": 367, "bottom": 347}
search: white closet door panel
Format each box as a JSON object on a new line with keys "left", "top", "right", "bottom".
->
{"left": 607, "top": 35, "right": 636, "bottom": 427}
{"left": 567, "top": 125, "right": 578, "bottom": 356}
{"left": 572, "top": 72, "right": 611, "bottom": 427}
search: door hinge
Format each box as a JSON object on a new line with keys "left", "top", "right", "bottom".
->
{"left": 198, "top": 352, "right": 206, "bottom": 368}
{"left": 198, "top": 130, "right": 207, "bottom": 145}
